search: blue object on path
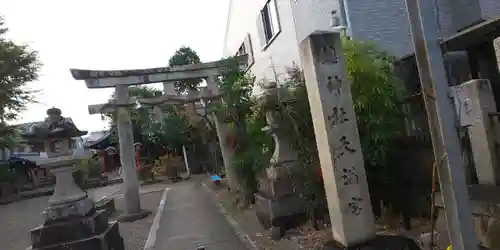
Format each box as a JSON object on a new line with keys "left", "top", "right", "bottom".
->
{"left": 210, "top": 175, "right": 221, "bottom": 185}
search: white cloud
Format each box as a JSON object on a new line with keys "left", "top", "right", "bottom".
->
{"left": 1, "top": 0, "right": 229, "bottom": 132}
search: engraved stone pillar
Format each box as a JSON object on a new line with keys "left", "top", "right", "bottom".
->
{"left": 299, "top": 31, "right": 376, "bottom": 247}
{"left": 254, "top": 81, "right": 305, "bottom": 239}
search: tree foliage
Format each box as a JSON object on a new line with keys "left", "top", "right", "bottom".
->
{"left": 0, "top": 16, "right": 41, "bottom": 149}
{"left": 343, "top": 39, "right": 405, "bottom": 175}
{"left": 217, "top": 39, "right": 406, "bottom": 217}
{"left": 216, "top": 59, "right": 271, "bottom": 201}
{"left": 168, "top": 46, "right": 202, "bottom": 94}
{"left": 106, "top": 85, "right": 194, "bottom": 158}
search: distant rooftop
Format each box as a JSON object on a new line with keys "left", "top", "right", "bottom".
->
{"left": 83, "top": 130, "right": 110, "bottom": 144}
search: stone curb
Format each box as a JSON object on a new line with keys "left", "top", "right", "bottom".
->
{"left": 144, "top": 188, "right": 170, "bottom": 250}
{"left": 0, "top": 178, "right": 124, "bottom": 206}
{"left": 118, "top": 209, "right": 152, "bottom": 223}
{"left": 201, "top": 182, "right": 260, "bottom": 250}
{"left": 86, "top": 178, "right": 123, "bottom": 189}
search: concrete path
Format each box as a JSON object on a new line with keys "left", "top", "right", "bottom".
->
{"left": 153, "top": 179, "right": 248, "bottom": 250}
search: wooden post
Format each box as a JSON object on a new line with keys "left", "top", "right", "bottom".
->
{"left": 404, "top": 0, "right": 479, "bottom": 249}
{"left": 299, "top": 31, "right": 375, "bottom": 247}
{"left": 115, "top": 85, "right": 141, "bottom": 215}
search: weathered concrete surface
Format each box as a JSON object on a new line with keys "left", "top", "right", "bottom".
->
{"left": 153, "top": 179, "right": 248, "bottom": 250}
{"left": 0, "top": 184, "right": 166, "bottom": 250}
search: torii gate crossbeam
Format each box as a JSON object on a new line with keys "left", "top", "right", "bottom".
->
{"left": 70, "top": 56, "right": 247, "bottom": 219}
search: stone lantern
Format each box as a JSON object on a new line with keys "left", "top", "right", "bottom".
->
{"left": 24, "top": 108, "right": 124, "bottom": 250}
{"left": 254, "top": 82, "right": 305, "bottom": 239}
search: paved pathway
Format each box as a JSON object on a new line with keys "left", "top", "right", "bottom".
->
{"left": 0, "top": 183, "right": 165, "bottom": 250}
{"left": 153, "top": 179, "right": 248, "bottom": 250}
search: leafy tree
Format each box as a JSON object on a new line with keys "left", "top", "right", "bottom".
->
{"left": 105, "top": 86, "right": 162, "bottom": 141}
{"left": 168, "top": 46, "right": 202, "bottom": 94}
{"left": 343, "top": 39, "right": 405, "bottom": 174}
{"left": 141, "top": 113, "right": 193, "bottom": 155}
{"left": 0, "top": 16, "right": 41, "bottom": 149}
{"left": 216, "top": 59, "right": 267, "bottom": 203}
{"left": 106, "top": 85, "right": 194, "bottom": 159}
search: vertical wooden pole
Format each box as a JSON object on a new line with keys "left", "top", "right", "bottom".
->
{"left": 404, "top": 0, "right": 478, "bottom": 249}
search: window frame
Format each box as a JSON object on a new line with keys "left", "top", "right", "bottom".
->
{"left": 234, "top": 33, "right": 255, "bottom": 72}
{"left": 259, "top": 0, "right": 281, "bottom": 50}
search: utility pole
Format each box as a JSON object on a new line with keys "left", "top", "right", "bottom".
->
{"left": 404, "top": 0, "right": 479, "bottom": 250}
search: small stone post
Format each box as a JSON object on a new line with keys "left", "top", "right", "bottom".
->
{"left": 450, "top": 79, "right": 500, "bottom": 185}
{"left": 299, "top": 31, "right": 376, "bottom": 246}
{"left": 450, "top": 79, "right": 500, "bottom": 249}
{"left": 206, "top": 75, "right": 238, "bottom": 191}
{"left": 115, "top": 85, "right": 141, "bottom": 215}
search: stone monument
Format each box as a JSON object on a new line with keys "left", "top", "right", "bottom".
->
{"left": 254, "top": 81, "right": 306, "bottom": 239}
{"left": 299, "top": 31, "right": 420, "bottom": 249}
{"left": 24, "top": 108, "right": 124, "bottom": 250}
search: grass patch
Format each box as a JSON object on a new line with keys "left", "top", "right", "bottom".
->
{"left": 221, "top": 199, "right": 240, "bottom": 218}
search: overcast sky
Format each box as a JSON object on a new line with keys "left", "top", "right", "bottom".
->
{"left": 1, "top": 0, "right": 230, "bottom": 132}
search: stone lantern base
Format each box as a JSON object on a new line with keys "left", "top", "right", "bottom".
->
{"left": 254, "top": 162, "right": 307, "bottom": 239}
{"left": 29, "top": 210, "right": 124, "bottom": 250}
{"left": 28, "top": 166, "right": 124, "bottom": 250}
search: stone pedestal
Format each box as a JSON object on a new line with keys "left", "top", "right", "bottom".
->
{"left": 30, "top": 210, "right": 123, "bottom": 249}
{"left": 255, "top": 190, "right": 305, "bottom": 228}
{"left": 29, "top": 151, "right": 124, "bottom": 249}
{"left": 255, "top": 160, "right": 306, "bottom": 233}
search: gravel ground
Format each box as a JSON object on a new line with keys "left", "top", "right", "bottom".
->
{"left": 113, "top": 188, "right": 166, "bottom": 250}
{"left": 0, "top": 195, "right": 48, "bottom": 250}
{"left": 0, "top": 184, "right": 167, "bottom": 250}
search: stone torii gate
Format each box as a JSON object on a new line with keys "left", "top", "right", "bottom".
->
{"left": 70, "top": 56, "right": 247, "bottom": 219}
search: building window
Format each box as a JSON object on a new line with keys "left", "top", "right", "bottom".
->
{"left": 235, "top": 34, "right": 255, "bottom": 70}
{"left": 237, "top": 44, "right": 246, "bottom": 56}
{"left": 259, "top": 0, "right": 281, "bottom": 46}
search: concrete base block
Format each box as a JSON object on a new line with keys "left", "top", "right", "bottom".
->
{"left": 29, "top": 222, "right": 124, "bottom": 250}
{"left": 254, "top": 193, "right": 306, "bottom": 239}
{"left": 30, "top": 210, "right": 109, "bottom": 249}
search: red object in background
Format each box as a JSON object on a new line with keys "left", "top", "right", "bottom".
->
{"left": 98, "top": 153, "right": 106, "bottom": 173}
{"left": 226, "top": 135, "right": 237, "bottom": 149}
{"left": 135, "top": 150, "right": 144, "bottom": 173}
{"left": 316, "top": 167, "right": 323, "bottom": 180}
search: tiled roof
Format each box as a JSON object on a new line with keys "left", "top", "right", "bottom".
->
{"left": 83, "top": 130, "right": 110, "bottom": 144}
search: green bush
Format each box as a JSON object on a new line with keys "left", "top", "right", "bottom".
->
{"left": 0, "top": 165, "right": 16, "bottom": 184}
{"left": 87, "top": 158, "right": 102, "bottom": 179}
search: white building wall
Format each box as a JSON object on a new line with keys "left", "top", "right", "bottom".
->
{"left": 224, "top": 0, "right": 301, "bottom": 84}
{"left": 290, "top": 0, "right": 343, "bottom": 43}
{"left": 225, "top": 0, "right": 500, "bottom": 73}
